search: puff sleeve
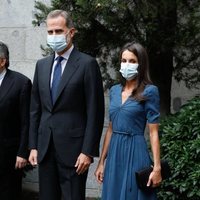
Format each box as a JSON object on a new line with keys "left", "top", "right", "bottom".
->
{"left": 144, "top": 85, "right": 160, "bottom": 124}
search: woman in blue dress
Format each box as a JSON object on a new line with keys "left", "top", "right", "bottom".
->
{"left": 95, "top": 42, "right": 162, "bottom": 200}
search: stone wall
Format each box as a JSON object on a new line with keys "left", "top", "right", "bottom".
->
{"left": 0, "top": 0, "right": 50, "bottom": 80}
{"left": 171, "top": 78, "right": 199, "bottom": 113}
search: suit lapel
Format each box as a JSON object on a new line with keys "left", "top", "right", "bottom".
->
{"left": 53, "top": 48, "right": 80, "bottom": 104}
{"left": 43, "top": 54, "right": 54, "bottom": 108}
{"left": 0, "top": 70, "right": 14, "bottom": 102}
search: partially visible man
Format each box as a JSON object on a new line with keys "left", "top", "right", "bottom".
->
{"left": 28, "top": 9, "right": 104, "bottom": 200}
{"left": 0, "top": 41, "right": 32, "bottom": 200}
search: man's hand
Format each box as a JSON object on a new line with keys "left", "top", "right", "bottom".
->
{"left": 75, "top": 153, "right": 92, "bottom": 175}
{"left": 29, "top": 149, "right": 38, "bottom": 167}
{"left": 15, "top": 156, "right": 27, "bottom": 169}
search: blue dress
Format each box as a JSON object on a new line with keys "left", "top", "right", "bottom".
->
{"left": 102, "top": 84, "right": 160, "bottom": 200}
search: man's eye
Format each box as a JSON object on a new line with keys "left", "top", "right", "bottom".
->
{"left": 55, "top": 30, "right": 64, "bottom": 34}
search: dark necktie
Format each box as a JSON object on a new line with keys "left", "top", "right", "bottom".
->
{"left": 51, "top": 56, "right": 64, "bottom": 104}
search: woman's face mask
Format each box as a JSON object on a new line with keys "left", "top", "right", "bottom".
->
{"left": 119, "top": 62, "right": 139, "bottom": 80}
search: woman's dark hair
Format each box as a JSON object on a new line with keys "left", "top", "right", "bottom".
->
{"left": 119, "top": 42, "right": 152, "bottom": 101}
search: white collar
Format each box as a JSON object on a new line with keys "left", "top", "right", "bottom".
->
{"left": 55, "top": 44, "right": 74, "bottom": 61}
{"left": 0, "top": 68, "right": 7, "bottom": 80}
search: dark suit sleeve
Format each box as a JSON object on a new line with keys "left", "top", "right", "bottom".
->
{"left": 82, "top": 58, "right": 105, "bottom": 157}
{"left": 29, "top": 62, "right": 42, "bottom": 149}
{"left": 17, "top": 78, "right": 32, "bottom": 159}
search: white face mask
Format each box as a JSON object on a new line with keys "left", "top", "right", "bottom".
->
{"left": 119, "top": 62, "right": 139, "bottom": 80}
{"left": 47, "top": 33, "right": 69, "bottom": 52}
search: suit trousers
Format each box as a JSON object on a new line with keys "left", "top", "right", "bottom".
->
{"left": 0, "top": 144, "right": 23, "bottom": 200}
{"left": 39, "top": 138, "right": 88, "bottom": 200}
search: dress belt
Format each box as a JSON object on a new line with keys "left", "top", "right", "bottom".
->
{"left": 113, "top": 130, "right": 143, "bottom": 136}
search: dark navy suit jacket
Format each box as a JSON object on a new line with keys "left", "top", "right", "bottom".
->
{"left": 29, "top": 47, "right": 105, "bottom": 166}
{"left": 0, "top": 69, "right": 31, "bottom": 159}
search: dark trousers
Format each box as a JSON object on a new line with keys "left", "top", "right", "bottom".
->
{"left": 39, "top": 139, "right": 88, "bottom": 200}
{"left": 0, "top": 145, "right": 23, "bottom": 200}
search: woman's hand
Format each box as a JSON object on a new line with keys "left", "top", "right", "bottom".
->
{"left": 94, "top": 162, "right": 104, "bottom": 184}
{"left": 147, "top": 169, "right": 162, "bottom": 188}
{"left": 94, "top": 123, "right": 112, "bottom": 184}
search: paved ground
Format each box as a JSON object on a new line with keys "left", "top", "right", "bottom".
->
{"left": 22, "top": 189, "right": 99, "bottom": 200}
{"left": 22, "top": 154, "right": 103, "bottom": 200}
{"left": 22, "top": 189, "right": 38, "bottom": 200}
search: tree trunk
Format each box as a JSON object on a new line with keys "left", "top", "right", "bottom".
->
{"left": 149, "top": 51, "right": 173, "bottom": 115}
{"left": 147, "top": 0, "right": 177, "bottom": 116}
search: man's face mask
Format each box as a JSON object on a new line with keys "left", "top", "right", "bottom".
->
{"left": 47, "top": 32, "right": 69, "bottom": 52}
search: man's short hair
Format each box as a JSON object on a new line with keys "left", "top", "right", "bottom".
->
{"left": 47, "top": 10, "right": 74, "bottom": 28}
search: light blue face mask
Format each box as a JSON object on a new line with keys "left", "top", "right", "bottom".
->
{"left": 119, "top": 62, "right": 139, "bottom": 80}
{"left": 47, "top": 34, "right": 68, "bottom": 52}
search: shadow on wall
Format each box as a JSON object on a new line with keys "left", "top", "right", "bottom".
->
{"left": 172, "top": 97, "right": 182, "bottom": 112}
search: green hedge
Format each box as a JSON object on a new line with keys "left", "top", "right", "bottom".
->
{"left": 157, "top": 96, "right": 200, "bottom": 200}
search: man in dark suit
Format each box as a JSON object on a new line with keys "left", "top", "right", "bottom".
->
{"left": 0, "top": 41, "right": 32, "bottom": 200}
{"left": 28, "top": 10, "right": 105, "bottom": 200}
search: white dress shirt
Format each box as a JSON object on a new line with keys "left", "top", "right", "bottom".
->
{"left": 0, "top": 69, "right": 7, "bottom": 87}
{"left": 50, "top": 45, "right": 74, "bottom": 88}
